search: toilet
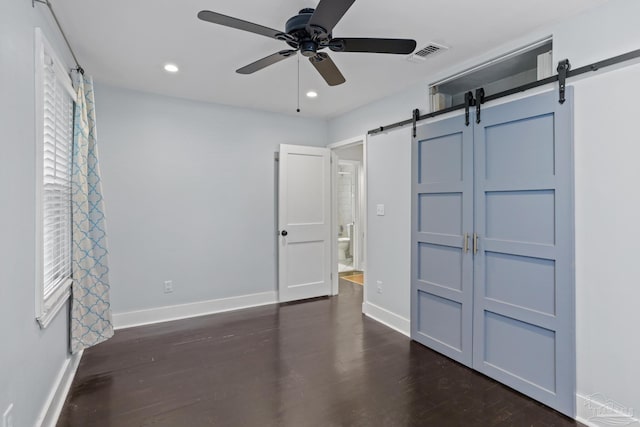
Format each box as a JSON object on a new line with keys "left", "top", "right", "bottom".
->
{"left": 338, "top": 237, "right": 350, "bottom": 261}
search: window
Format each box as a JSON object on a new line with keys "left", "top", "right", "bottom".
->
{"left": 429, "top": 38, "right": 553, "bottom": 112}
{"left": 35, "top": 28, "right": 76, "bottom": 328}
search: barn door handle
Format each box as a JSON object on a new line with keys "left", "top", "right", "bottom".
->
{"left": 463, "top": 233, "right": 469, "bottom": 253}
{"left": 281, "top": 230, "right": 288, "bottom": 237}
{"left": 473, "top": 233, "right": 479, "bottom": 255}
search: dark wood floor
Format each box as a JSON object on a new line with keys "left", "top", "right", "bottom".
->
{"left": 58, "top": 281, "right": 583, "bottom": 426}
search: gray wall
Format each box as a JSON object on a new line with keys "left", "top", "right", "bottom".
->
{"left": 571, "top": 62, "right": 640, "bottom": 424}
{"left": 0, "top": 1, "right": 75, "bottom": 426}
{"left": 94, "top": 84, "right": 328, "bottom": 314}
{"left": 328, "top": 0, "right": 640, "bottom": 422}
{"left": 365, "top": 128, "right": 411, "bottom": 321}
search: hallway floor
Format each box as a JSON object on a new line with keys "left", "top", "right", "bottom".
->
{"left": 340, "top": 270, "right": 364, "bottom": 285}
{"left": 57, "top": 282, "right": 582, "bottom": 426}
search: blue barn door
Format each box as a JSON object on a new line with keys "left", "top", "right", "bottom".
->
{"left": 411, "top": 89, "right": 575, "bottom": 417}
{"left": 411, "top": 115, "right": 474, "bottom": 367}
{"left": 472, "top": 89, "right": 575, "bottom": 416}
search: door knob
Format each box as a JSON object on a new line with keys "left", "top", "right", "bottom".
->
{"left": 281, "top": 230, "right": 288, "bottom": 236}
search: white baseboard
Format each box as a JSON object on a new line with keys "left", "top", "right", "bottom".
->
{"left": 362, "top": 301, "right": 410, "bottom": 337}
{"left": 576, "top": 393, "right": 639, "bottom": 427}
{"left": 37, "top": 350, "right": 83, "bottom": 427}
{"left": 113, "top": 291, "right": 278, "bottom": 330}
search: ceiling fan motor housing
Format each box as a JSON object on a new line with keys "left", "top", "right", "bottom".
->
{"left": 285, "top": 8, "right": 329, "bottom": 55}
{"left": 285, "top": 8, "right": 316, "bottom": 34}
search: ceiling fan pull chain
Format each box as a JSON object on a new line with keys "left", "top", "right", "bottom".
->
{"left": 297, "top": 55, "right": 301, "bottom": 113}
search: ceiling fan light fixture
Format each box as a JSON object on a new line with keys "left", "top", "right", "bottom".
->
{"left": 306, "top": 91, "right": 318, "bottom": 98}
{"left": 300, "top": 40, "right": 318, "bottom": 57}
{"left": 164, "top": 63, "right": 179, "bottom": 73}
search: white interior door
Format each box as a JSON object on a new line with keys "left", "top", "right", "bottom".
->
{"left": 278, "top": 144, "right": 331, "bottom": 302}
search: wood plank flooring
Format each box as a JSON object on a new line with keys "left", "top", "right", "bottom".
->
{"left": 340, "top": 271, "right": 364, "bottom": 285}
{"left": 58, "top": 282, "right": 583, "bottom": 426}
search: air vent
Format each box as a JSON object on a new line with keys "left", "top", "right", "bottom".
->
{"left": 407, "top": 42, "right": 449, "bottom": 63}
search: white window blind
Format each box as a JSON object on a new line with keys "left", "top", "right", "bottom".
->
{"left": 42, "top": 53, "right": 73, "bottom": 300}
{"left": 35, "top": 28, "right": 76, "bottom": 328}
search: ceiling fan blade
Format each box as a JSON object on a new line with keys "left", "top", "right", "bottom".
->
{"left": 236, "top": 50, "right": 297, "bottom": 75}
{"left": 198, "top": 10, "right": 283, "bottom": 40}
{"left": 307, "top": 0, "right": 356, "bottom": 34}
{"left": 330, "top": 38, "right": 417, "bottom": 54}
{"left": 309, "top": 52, "right": 345, "bottom": 86}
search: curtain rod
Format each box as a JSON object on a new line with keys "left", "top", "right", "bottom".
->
{"left": 33, "top": 0, "right": 84, "bottom": 74}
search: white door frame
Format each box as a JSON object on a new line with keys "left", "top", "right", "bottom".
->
{"left": 328, "top": 135, "right": 368, "bottom": 302}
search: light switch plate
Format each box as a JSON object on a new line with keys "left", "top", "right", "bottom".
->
{"left": 164, "top": 280, "right": 173, "bottom": 293}
{"left": 376, "top": 204, "right": 385, "bottom": 216}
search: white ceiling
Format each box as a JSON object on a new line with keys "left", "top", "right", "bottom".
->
{"left": 53, "top": 0, "right": 610, "bottom": 118}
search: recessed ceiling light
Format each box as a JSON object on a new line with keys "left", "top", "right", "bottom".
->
{"left": 164, "top": 63, "right": 179, "bottom": 73}
{"left": 306, "top": 91, "right": 318, "bottom": 98}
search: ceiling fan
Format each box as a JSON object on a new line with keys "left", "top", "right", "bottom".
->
{"left": 197, "top": 0, "right": 417, "bottom": 86}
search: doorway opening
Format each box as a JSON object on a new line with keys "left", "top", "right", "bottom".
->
{"left": 330, "top": 136, "right": 367, "bottom": 302}
{"left": 337, "top": 160, "right": 360, "bottom": 273}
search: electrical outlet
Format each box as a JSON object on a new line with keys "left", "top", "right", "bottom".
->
{"left": 163, "top": 280, "right": 173, "bottom": 293}
{"left": 376, "top": 204, "right": 385, "bottom": 216}
{"left": 376, "top": 280, "right": 383, "bottom": 294}
{"left": 3, "top": 404, "right": 14, "bottom": 427}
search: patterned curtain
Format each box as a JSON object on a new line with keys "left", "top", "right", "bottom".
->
{"left": 70, "top": 74, "right": 114, "bottom": 353}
